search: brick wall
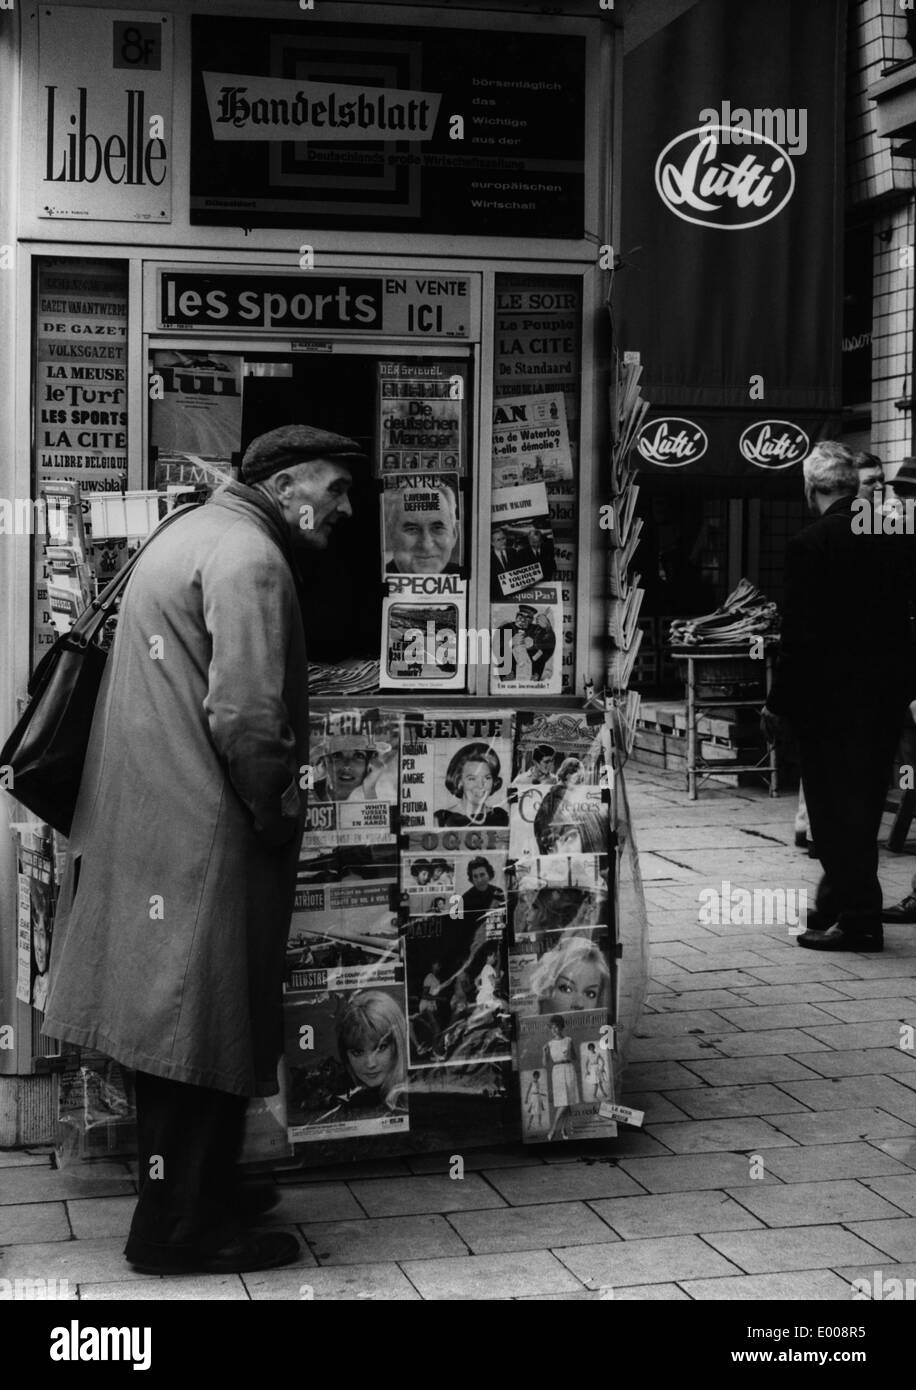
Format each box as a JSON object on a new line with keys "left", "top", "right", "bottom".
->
{"left": 847, "top": 1, "right": 916, "bottom": 469}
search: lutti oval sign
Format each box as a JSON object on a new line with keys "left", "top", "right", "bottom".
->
{"left": 739, "top": 420, "right": 810, "bottom": 469}
{"left": 636, "top": 417, "right": 708, "bottom": 468}
{"left": 655, "top": 125, "right": 796, "bottom": 230}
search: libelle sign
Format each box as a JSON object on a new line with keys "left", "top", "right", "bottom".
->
{"left": 36, "top": 7, "right": 172, "bottom": 222}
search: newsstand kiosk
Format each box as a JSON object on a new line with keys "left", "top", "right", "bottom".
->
{"left": 0, "top": 0, "right": 649, "bottom": 1163}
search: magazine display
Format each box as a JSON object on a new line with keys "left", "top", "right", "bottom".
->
{"left": 399, "top": 711, "right": 514, "bottom": 829}
{"left": 284, "top": 975, "right": 411, "bottom": 1142}
{"left": 302, "top": 709, "right": 400, "bottom": 849}
{"left": 490, "top": 482, "right": 555, "bottom": 597}
{"left": 509, "top": 782, "right": 609, "bottom": 860}
{"left": 380, "top": 575, "right": 468, "bottom": 690}
{"left": 149, "top": 350, "right": 243, "bottom": 459}
{"left": 508, "top": 926, "right": 610, "bottom": 1013}
{"left": 15, "top": 840, "right": 55, "bottom": 1011}
{"left": 402, "top": 833, "right": 508, "bottom": 928}
{"left": 404, "top": 914, "right": 511, "bottom": 1068}
{"left": 377, "top": 361, "right": 467, "bottom": 476}
{"left": 517, "top": 1009, "right": 617, "bottom": 1143}
{"left": 509, "top": 863, "right": 609, "bottom": 937}
{"left": 489, "top": 584, "right": 561, "bottom": 696}
{"left": 491, "top": 391, "right": 573, "bottom": 489}
{"left": 512, "top": 710, "right": 611, "bottom": 788}
{"left": 381, "top": 472, "right": 463, "bottom": 577}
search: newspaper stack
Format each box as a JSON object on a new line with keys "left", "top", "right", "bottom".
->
{"left": 41, "top": 481, "right": 94, "bottom": 635}
{"left": 605, "top": 354, "right": 649, "bottom": 700}
{"left": 667, "top": 579, "right": 780, "bottom": 647}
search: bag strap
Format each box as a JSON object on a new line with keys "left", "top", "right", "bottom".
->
{"left": 69, "top": 504, "right": 198, "bottom": 650}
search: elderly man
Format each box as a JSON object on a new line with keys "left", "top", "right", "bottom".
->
{"left": 42, "top": 424, "right": 364, "bottom": 1274}
{"left": 762, "top": 441, "right": 915, "bottom": 951}
{"left": 383, "top": 480, "right": 460, "bottom": 574}
{"left": 795, "top": 451, "right": 886, "bottom": 853}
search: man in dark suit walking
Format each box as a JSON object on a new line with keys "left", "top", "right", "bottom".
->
{"left": 762, "top": 442, "right": 916, "bottom": 951}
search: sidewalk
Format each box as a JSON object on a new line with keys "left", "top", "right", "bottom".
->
{"left": 2, "top": 763, "right": 916, "bottom": 1301}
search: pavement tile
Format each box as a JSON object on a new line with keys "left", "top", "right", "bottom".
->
{"left": 348, "top": 1173, "right": 505, "bottom": 1218}
{"left": 790, "top": 1048, "right": 916, "bottom": 1078}
{"left": 710, "top": 1029, "right": 831, "bottom": 1057}
{"left": 620, "top": 1061, "right": 707, "bottom": 1091}
{"left": 617, "top": 1091, "right": 694, "bottom": 1124}
{"left": 846, "top": 1218, "right": 916, "bottom": 1261}
{"left": 603, "top": 1133, "right": 673, "bottom": 1157}
{"left": 244, "top": 1263, "right": 420, "bottom": 1300}
{"left": 589, "top": 1189, "right": 762, "bottom": 1238}
{"left": 701, "top": 1224, "right": 889, "bottom": 1274}
{"left": 302, "top": 1213, "right": 467, "bottom": 1265}
{"left": 67, "top": 1196, "right": 135, "bottom": 1239}
{"left": 827, "top": 979, "right": 916, "bottom": 999}
{"left": 448, "top": 1201, "right": 618, "bottom": 1254}
{"left": 680, "top": 1270, "right": 855, "bottom": 1300}
{"left": 811, "top": 998, "right": 916, "bottom": 1024}
{"left": 0, "top": 1151, "right": 55, "bottom": 1169}
{"left": 738, "top": 964, "right": 859, "bottom": 986}
{"left": 712, "top": 1003, "right": 842, "bottom": 1031}
{"left": 861, "top": 1174, "right": 916, "bottom": 1215}
{"left": 774, "top": 1076, "right": 916, "bottom": 1121}
{"left": 80, "top": 1275, "right": 249, "bottom": 1300}
{"left": 405, "top": 1148, "right": 542, "bottom": 1173}
{"left": 634, "top": 1009, "right": 740, "bottom": 1038}
{"left": 483, "top": 1162, "right": 645, "bottom": 1205}
{"left": 683, "top": 1056, "right": 824, "bottom": 1086}
{"left": 628, "top": 1036, "right": 726, "bottom": 1062}
{"left": 279, "top": 1159, "right": 410, "bottom": 1182}
{"left": 0, "top": 1202, "right": 71, "bottom": 1246}
{"left": 401, "top": 1250, "right": 583, "bottom": 1299}
{"left": 556, "top": 1234, "right": 742, "bottom": 1287}
{"left": 662, "top": 1085, "right": 810, "bottom": 1121}
{"left": 642, "top": 990, "right": 749, "bottom": 1012}
{"left": 834, "top": 1262, "right": 916, "bottom": 1298}
{"left": 263, "top": 1183, "right": 365, "bottom": 1224}
{"left": 0, "top": 1165, "right": 135, "bottom": 1206}
{"left": 647, "top": 969, "right": 767, "bottom": 992}
{"left": 646, "top": 1118, "right": 798, "bottom": 1154}
{"left": 0, "top": 1237, "right": 157, "bottom": 1284}
{"left": 761, "top": 1108, "right": 914, "bottom": 1144}
{"left": 727, "top": 984, "right": 851, "bottom": 1006}
{"left": 724, "top": 1179, "right": 903, "bottom": 1227}
{"left": 618, "top": 1152, "right": 785, "bottom": 1193}
{"left": 679, "top": 951, "right": 785, "bottom": 972}
{"left": 754, "top": 1142, "right": 915, "bottom": 1182}
{"left": 868, "top": 1137, "right": 916, "bottom": 1168}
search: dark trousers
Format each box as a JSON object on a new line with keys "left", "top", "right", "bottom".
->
{"left": 124, "top": 1071, "right": 248, "bottom": 1265}
{"left": 800, "top": 713, "right": 902, "bottom": 932}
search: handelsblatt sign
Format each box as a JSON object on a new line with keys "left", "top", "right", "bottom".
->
{"left": 155, "top": 269, "right": 477, "bottom": 339}
{"left": 189, "top": 16, "right": 585, "bottom": 236}
{"left": 36, "top": 7, "right": 172, "bottom": 222}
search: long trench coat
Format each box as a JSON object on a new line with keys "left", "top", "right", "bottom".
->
{"left": 42, "top": 483, "right": 309, "bottom": 1096}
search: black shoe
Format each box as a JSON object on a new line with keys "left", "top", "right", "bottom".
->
{"left": 797, "top": 925, "right": 883, "bottom": 952}
{"left": 803, "top": 909, "right": 836, "bottom": 933}
{"left": 881, "top": 894, "right": 916, "bottom": 924}
{"left": 126, "top": 1229, "right": 300, "bottom": 1276}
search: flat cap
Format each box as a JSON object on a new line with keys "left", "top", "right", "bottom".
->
{"left": 892, "top": 457, "right": 916, "bottom": 496}
{"left": 241, "top": 424, "right": 366, "bottom": 484}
